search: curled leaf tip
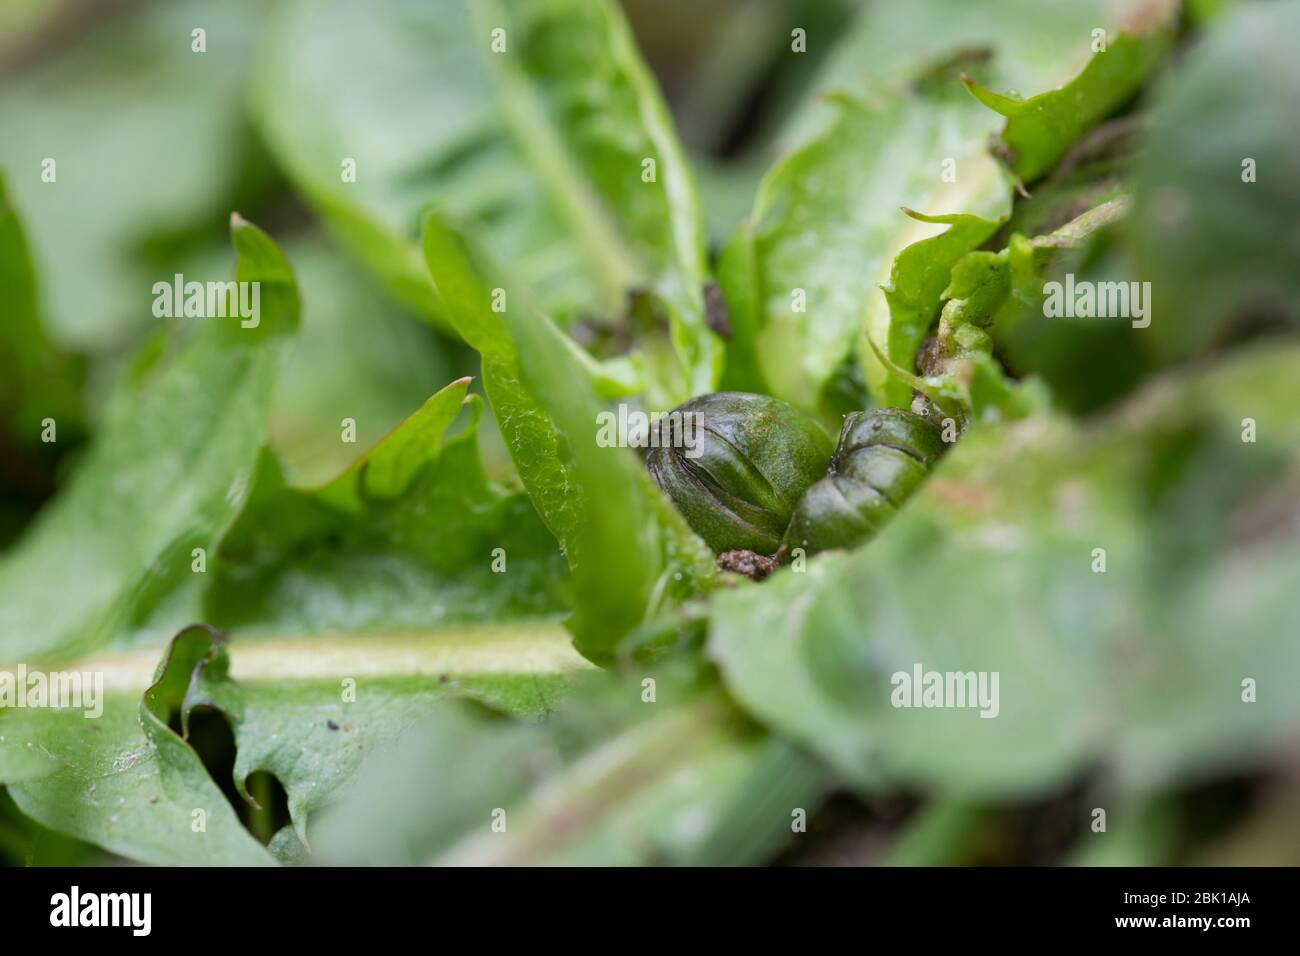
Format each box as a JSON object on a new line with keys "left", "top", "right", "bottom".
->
{"left": 899, "top": 208, "right": 952, "bottom": 226}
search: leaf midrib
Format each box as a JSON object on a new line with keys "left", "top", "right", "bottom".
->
{"left": 20, "top": 623, "right": 593, "bottom": 694}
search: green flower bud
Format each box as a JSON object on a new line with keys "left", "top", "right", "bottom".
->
{"left": 646, "top": 395, "right": 946, "bottom": 567}
{"left": 782, "top": 408, "right": 944, "bottom": 555}
{"left": 645, "top": 392, "right": 834, "bottom": 554}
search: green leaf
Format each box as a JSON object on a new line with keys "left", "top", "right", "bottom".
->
{"left": 311, "top": 664, "right": 824, "bottom": 865}
{"left": 266, "top": 237, "right": 460, "bottom": 487}
{"left": 2, "top": 697, "right": 273, "bottom": 865}
{"left": 1129, "top": 0, "right": 1300, "bottom": 361}
{"left": 710, "top": 344, "right": 1300, "bottom": 797}
{"left": 0, "top": 0, "right": 268, "bottom": 350}
{"left": 422, "top": 211, "right": 714, "bottom": 662}
{"left": 316, "top": 378, "right": 472, "bottom": 507}
{"left": 254, "top": 0, "right": 717, "bottom": 381}
{"left": 964, "top": 13, "right": 1176, "bottom": 184}
{"left": 206, "top": 377, "right": 570, "bottom": 634}
{"left": 0, "top": 168, "right": 82, "bottom": 439}
{"left": 776, "top": 0, "right": 1102, "bottom": 139}
{"left": 2, "top": 618, "right": 591, "bottom": 864}
{"left": 0, "top": 788, "right": 102, "bottom": 866}
{"left": 0, "top": 216, "right": 298, "bottom": 662}
{"left": 722, "top": 0, "right": 1143, "bottom": 413}
{"left": 935, "top": 197, "right": 1146, "bottom": 415}
{"left": 0, "top": 167, "right": 85, "bottom": 546}
{"left": 172, "top": 625, "right": 585, "bottom": 850}
{"left": 477, "top": 0, "right": 720, "bottom": 398}
{"left": 723, "top": 88, "right": 1005, "bottom": 412}
{"left": 1, "top": 626, "right": 275, "bottom": 866}
{"left": 864, "top": 210, "right": 1003, "bottom": 408}
{"left": 253, "top": 0, "right": 494, "bottom": 329}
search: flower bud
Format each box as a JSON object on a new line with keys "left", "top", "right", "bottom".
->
{"left": 645, "top": 392, "right": 833, "bottom": 554}
{"left": 782, "top": 408, "right": 944, "bottom": 555}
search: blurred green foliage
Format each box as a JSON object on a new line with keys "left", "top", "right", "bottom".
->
{"left": 1, "top": 0, "right": 1297, "bottom": 868}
